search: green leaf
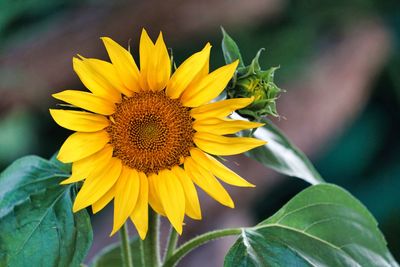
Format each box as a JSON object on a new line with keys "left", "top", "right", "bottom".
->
{"left": 221, "top": 27, "right": 245, "bottom": 68}
{"left": 0, "top": 155, "right": 92, "bottom": 267}
{"left": 224, "top": 184, "right": 398, "bottom": 267}
{"left": 90, "top": 238, "right": 143, "bottom": 267}
{"left": 50, "top": 150, "right": 72, "bottom": 173}
{"left": 234, "top": 114, "right": 324, "bottom": 185}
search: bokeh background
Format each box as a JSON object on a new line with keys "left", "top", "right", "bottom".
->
{"left": 1, "top": 0, "right": 399, "bottom": 266}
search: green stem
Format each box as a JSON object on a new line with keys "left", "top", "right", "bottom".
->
{"left": 139, "top": 237, "right": 147, "bottom": 267}
{"left": 120, "top": 223, "right": 134, "bottom": 267}
{"left": 164, "top": 227, "right": 179, "bottom": 261}
{"left": 162, "top": 228, "right": 242, "bottom": 267}
{"left": 141, "top": 209, "right": 161, "bottom": 267}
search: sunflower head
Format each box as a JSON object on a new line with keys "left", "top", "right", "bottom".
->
{"left": 50, "top": 29, "right": 265, "bottom": 239}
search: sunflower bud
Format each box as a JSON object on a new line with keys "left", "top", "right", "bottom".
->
{"left": 221, "top": 29, "right": 283, "bottom": 121}
{"left": 228, "top": 49, "right": 282, "bottom": 120}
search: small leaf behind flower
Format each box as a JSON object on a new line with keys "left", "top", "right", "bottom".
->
{"left": 232, "top": 113, "right": 324, "bottom": 185}
{"left": 224, "top": 184, "right": 399, "bottom": 267}
{"left": 221, "top": 27, "right": 245, "bottom": 68}
{"left": 50, "top": 150, "right": 72, "bottom": 173}
{"left": 0, "top": 156, "right": 92, "bottom": 267}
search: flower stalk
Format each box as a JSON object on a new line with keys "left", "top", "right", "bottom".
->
{"left": 163, "top": 228, "right": 242, "bottom": 267}
{"left": 120, "top": 223, "right": 134, "bottom": 267}
{"left": 140, "top": 209, "right": 161, "bottom": 267}
{"left": 164, "top": 227, "right": 179, "bottom": 261}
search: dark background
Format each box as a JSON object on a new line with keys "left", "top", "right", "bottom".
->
{"left": 0, "top": 0, "right": 399, "bottom": 266}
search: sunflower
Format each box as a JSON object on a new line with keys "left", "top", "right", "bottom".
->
{"left": 50, "top": 29, "right": 266, "bottom": 239}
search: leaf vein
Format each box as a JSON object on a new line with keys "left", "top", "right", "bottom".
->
{"left": 275, "top": 202, "right": 344, "bottom": 224}
{"left": 10, "top": 188, "right": 69, "bottom": 261}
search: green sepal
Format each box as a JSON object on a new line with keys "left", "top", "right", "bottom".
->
{"left": 221, "top": 27, "right": 245, "bottom": 68}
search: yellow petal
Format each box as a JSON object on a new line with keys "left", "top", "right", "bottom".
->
{"left": 111, "top": 166, "right": 140, "bottom": 235}
{"left": 181, "top": 60, "right": 239, "bottom": 107}
{"left": 57, "top": 130, "right": 110, "bottom": 163}
{"left": 193, "top": 132, "right": 266, "bottom": 156}
{"left": 166, "top": 43, "right": 211, "bottom": 99}
{"left": 80, "top": 57, "right": 132, "bottom": 97}
{"left": 147, "top": 173, "right": 165, "bottom": 216}
{"left": 60, "top": 144, "right": 113, "bottom": 185}
{"left": 190, "top": 97, "right": 253, "bottom": 120}
{"left": 130, "top": 172, "right": 149, "bottom": 240}
{"left": 61, "top": 166, "right": 87, "bottom": 185}
{"left": 190, "top": 148, "right": 254, "bottom": 187}
{"left": 50, "top": 109, "right": 109, "bottom": 132}
{"left": 101, "top": 37, "right": 141, "bottom": 93}
{"left": 188, "top": 47, "right": 210, "bottom": 87}
{"left": 184, "top": 157, "right": 234, "bottom": 208}
{"left": 52, "top": 90, "right": 116, "bottom": 116}
{"left": 181, "top": 48, "right": 210, "bottom": 95}
{"left": 139, "top": 29, "right": 154, "bottom": 91}
{"left": 156, "top": 169, "right": 185, "bottom": 234}
{"left": 172, "top": 166, "right": 201, "bottom": 220}
{"left": 193, "top": 117, "right": 264, "bottom": 135}
{"left": 73, "top": 157, "right": 122, "bottom": 212}
{"left": 146, "top": 32, "right": 171, "bottom": 92}
{"left": 92, "top": 185, "right": 115, "bottom": 214}
{"left": 73, "top": 57, "right": 121, "bottom": 103}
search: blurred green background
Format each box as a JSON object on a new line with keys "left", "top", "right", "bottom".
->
{"left": 1, "top": 0, "right": 399, "bottom": 265}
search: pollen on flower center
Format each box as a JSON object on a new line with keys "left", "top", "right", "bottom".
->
{"left": 107, "top": 91, "right": 194, "bottom": 174}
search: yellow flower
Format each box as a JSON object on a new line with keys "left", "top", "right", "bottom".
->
{"left": 50, "top": 29, "right": 265, "bottom": 239}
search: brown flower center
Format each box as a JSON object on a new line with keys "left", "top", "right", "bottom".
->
{"left": 107, "top": 91, "right": 194, "bottom": 174}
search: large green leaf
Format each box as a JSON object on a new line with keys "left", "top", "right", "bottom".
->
{"left": 0, "top": 156, "right": 92, "bottom": 267}
{"left": 224, "top": 184, "right": 398, "bottom": 267}
{"left": 234, "top": 114, "right": 324, "bottom": 185}
{"left": 90, "top": 238, "right": 142, "bottom": 267}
